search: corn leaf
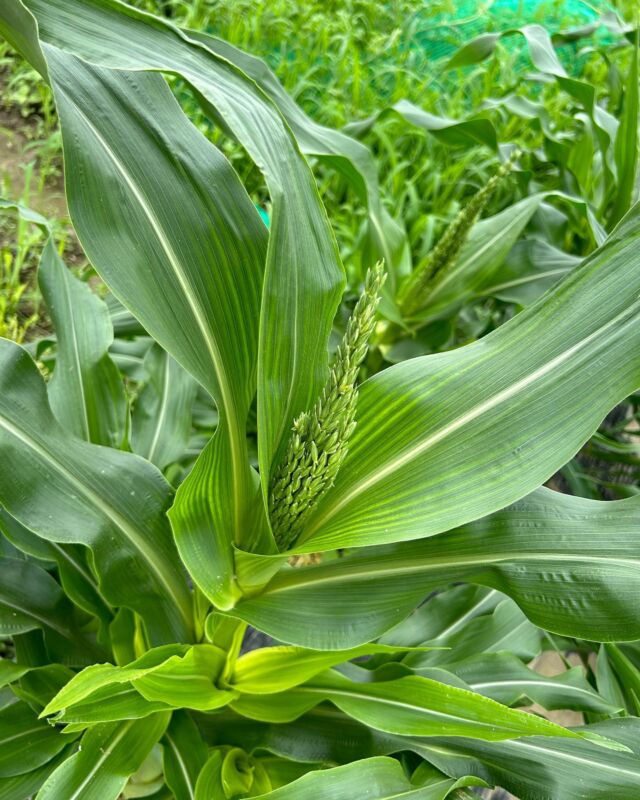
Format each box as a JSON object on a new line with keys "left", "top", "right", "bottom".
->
{"left": 13, "top": 0, "right": 344, "bottom": 492}
{"left": 0, "top": 339, "right": 193, "bottom": 644}
{"left": 231, "top": 644, "right": 434, "bottom": 695}
{"left": 42, "top": 645, "right": 235, "bottom": 722}
{"left": 251, "top": 757, "right": 480, "bottom": 799}
{"left": 228, "top": 488, "right": 640, "bottom": 648}
{"left": 446, "top": 653, "right": 619, "bottom": 714}
{"left": 231, "top": 669, "right": 593, "bottom": 743}
{"left": 0, "top": 700, "right": 69, "bottom": 778}
{"left": 300, "top": 205, "right": 640, "bottom": 551}
{"left": 608, "top": 31, "right": 639, "bottom": 226}
{"left": 162, "top": 711, "right": 208, "bottom": 800}
{"left": 0, "top": 509, "right": 113, "bottom": 632}
{"left": 0, "top": 747, "right": 73, "bottom": 800}
{"left": 418, "top": 719, "right": 640, "bottom": 800}
{"left": 0, "top": 556, "right": 103, "bottom": 665}
{"left": 38, "top": 242, "right": 126, "bottom": 448}
{"left": 0, "top": 200, "right": 126, "bottom": 448}
{"left": 217, "top": 710, "right": 640, "bottom": 799}
{"left": 36, "top": 713, "right": 170, "bottom": 800}
{"left": 190, "top": 32, "right": 409, "bottom": 285}
{"left": 130, "top": 345, "right": 198, "bottom": 472}
{"left": 345, "top": 100, "right": 498, "bottom": 151}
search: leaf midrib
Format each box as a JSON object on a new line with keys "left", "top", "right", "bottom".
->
{"left": 164, "top": 731, "right": 195, "bottom": 800}
{"left": 54, "top": 76, "right": 245, "bottom": 533}
{"left": 66, "top": 720, "right": 134, "bottom": 800}
{"left": 264, "top": 551, "right": 640, "bottom": 595}
{"left": 297, "top": 683, "right": 557, "bottom": 735}
{"left": 305, "top": 299, "right": 640, "bottom": 538}
{"left": 146, "top": 354, "right": 171, "bottom": 464}
{"left": 0, "top": 412, "right": 190, "bottom": 627}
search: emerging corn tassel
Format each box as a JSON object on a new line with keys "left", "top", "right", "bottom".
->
{"left": 269, "top": 261, "right": 386, "bottom": 551}
{"left": 398, "top": 151, "right": 520, "bottom": 317}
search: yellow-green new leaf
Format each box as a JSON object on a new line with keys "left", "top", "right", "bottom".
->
{"left": 231, "top": 644, "right": 433, "bottom": 695}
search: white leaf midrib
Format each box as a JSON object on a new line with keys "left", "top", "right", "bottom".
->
{"left": 54, "top": 80, "right": 245, "bottom": 531}
{"left": 265, "top": 551, "right": 640, "bottom": 595}
{"left": 0, "top": 412, "right": 189, "bottom": 627}
{"left": 65, "top": 720, "right": 134, "bottom": 800}
{"left": 306, "top": 299, "right": 640, "bottom": 536}
{"left": 146, "top": 354, "right": 171, "bottom": 465}
{"left": 297, "top": 683, "right": 557, "bottom": 735}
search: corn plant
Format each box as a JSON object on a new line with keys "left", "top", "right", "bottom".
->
{"left": 1, "top": 2, "right": 640, "bottom": 799}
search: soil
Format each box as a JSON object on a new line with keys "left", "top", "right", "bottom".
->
{"left": 0, "top": 103, "right": 68, "bottom": 219}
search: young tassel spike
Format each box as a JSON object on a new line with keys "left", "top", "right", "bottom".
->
{"left": 398, "top": 150, "right": 521, "bottom": 317}
{"left": 269, "top": 261, "right": 386, "bottom": 551}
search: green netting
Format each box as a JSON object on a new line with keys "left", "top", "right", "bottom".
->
{"left": 410, "top": 0, "right": 614, "bottom": 63}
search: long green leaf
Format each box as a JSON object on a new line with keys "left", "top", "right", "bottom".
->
{"left": 36, "top": 713, "right": 170, "bottom": 800}
{"left": 207, "top": 707, "right": 640, "bottom": 800}
{"left": 608, "top": 31, "right": 639, "bottom": 226}
{"left": 345, "top": 101, "right": 498, "bottom": 151}
{"left": 39, "top": 241, "right": 126, "bottom": 448}
{"left": 0, "top": 509, "right": 113, "bottom": 632}
{"left": 401, "top": 597, "right": 541, "bottom": 668}
{"left": 1, "top": 0, "right": 350, "bottom": 603}
{"left": 299, "top": 205, "right": 640, "bottom": 551}
{"left": 228, "top": 488, "right": 640, "bottom": 647}
{"left": 0, "top": 199, "right": 126, "bottom": 447}
{"left": 46, "top": 48, "right": 261, "bottom": 605}
{"left": 0, "top": 338, "right": 192, "bottom": 644}
{"left": 162, "top": 711, "right": 208, "bottom": 800}
{"left": 231, "top": 669, "right": 592, "bottom": 743}
{"left": 0, "top": 700, "right": 69, "bottom": 778}
{"left": 0, "top": 746, "right": 73, "bottom": 800}
{"left": 418, "top": 719, "right": 640, "bottom": 800}
{"left": 446, "top": 25, "right": 566, "bottom": 75}
{"left": 12, "top": 0, "right": 344, "bottom": 491}
{"left": 0, "top": 1, "right": 269, "bottom": 602}
{"left": 447, "top": 653, "right": 619, "bottom": 714}
{"left": 190, "top": 32, "right": 409, "bottom": 285}
{"left": 0, "top": 556, "right": 102, "bottom": 665}
{"left": 252, "top": 757, "right": 477, "bottom": 800}
{"left": 131, "top": 345, "right": 198, "bottom": 471}
{"left": 214, "top": 709, "right": 640, "bottom": 799}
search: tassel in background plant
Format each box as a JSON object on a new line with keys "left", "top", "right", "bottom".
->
{"left": 398, "top": 150, "right": 521, "bottom": 317}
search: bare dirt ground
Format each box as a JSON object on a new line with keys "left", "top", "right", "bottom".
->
{"left": 0, "top": 103, "right": 68, "bottom": 219}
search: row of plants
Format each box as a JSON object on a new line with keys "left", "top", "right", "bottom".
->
{"left": 0, "top": 0, "right": 639, "bottom": 798}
